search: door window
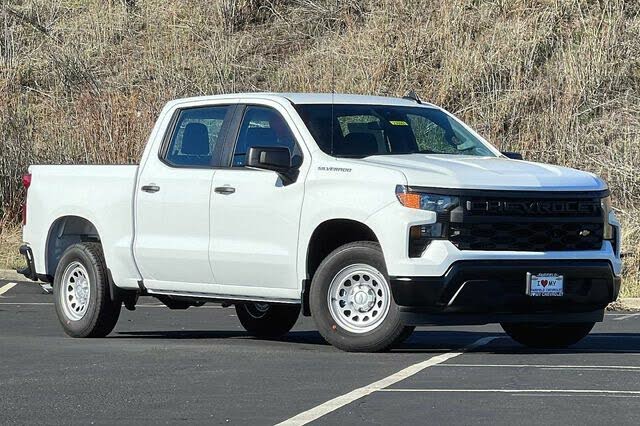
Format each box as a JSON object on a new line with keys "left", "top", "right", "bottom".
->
{"left": 164, "top": 105, "right": 231, "bottom": 167}
{"left": 232, "top": 106, "right": 299, "bottom": 167}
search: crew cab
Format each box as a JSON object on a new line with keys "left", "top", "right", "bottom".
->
{"left": 18, "top": 93, "right": 622, "bottom": 352}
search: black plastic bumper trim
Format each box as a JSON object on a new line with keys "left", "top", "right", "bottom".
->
{"left": 390, "top": 260, "right": 619, "bottom": 322}
{"left": 399, "top": 309, "right": 605, "bottom": 326}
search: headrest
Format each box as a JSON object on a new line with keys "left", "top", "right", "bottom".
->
{"left": 338, "top": 132, "right": 379, "bottom": 156}
{"left": 182, "top": 123, "right": 210, "bottom": 155}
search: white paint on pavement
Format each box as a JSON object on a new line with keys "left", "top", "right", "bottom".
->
{"left": 0, "top": 282, "right": 18, "bottom": 296}
{"left": 276, "top": 336, "right": 497, "bottom": 426}
{"left": 613, "top": 313, "right": 640, "bottom": 321}
{"left": 438, "top": 363, "right": 640, "bottom": 371}
{"left": 380, "top": 388, "right": 640, "bottom": 396}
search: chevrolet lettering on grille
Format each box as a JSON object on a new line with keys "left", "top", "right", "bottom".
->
{"left": 465, "top": 200, "right": 600, "bottom": 215}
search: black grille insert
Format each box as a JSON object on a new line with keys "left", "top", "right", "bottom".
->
{"left": 449, "top": 221, "right": 604, "bottom": 251}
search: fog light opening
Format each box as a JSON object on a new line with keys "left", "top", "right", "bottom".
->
{"left": 409, "top": 224, "right": 445, "bottom": 258}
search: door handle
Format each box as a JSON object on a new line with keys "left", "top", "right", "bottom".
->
{"left": 141, "top": 184, "right": 160, "bottom": 193}
{"left": 214, "top": 186, "right": 236, "bottom": 195}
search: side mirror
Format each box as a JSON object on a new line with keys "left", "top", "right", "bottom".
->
{"left": 502, "top": 151, "right": 523, "bottom": 160}
{"left": 246, "top": 146, "right": 299, "bottom": 185}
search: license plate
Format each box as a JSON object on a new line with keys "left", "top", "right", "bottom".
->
{"left": 526, "top": 273, "right": 564, "bottom": 297}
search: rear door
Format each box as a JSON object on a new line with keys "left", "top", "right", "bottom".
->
{"left": 134, "top": 103, "right": 235, "bottom": 291}
{"left": 209, "top": 103, "right": 306, "bottom": 300}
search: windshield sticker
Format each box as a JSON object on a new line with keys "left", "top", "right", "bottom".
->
{"left": 389, "top": 120, "right": 408, "bottom": 126}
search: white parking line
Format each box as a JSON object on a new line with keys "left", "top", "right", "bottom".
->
{"left": 0, "top": 282, "right": 18, "bottom": 296}
{"left": 437, "top": 364, "right": 640, "bottom": 371}
{"left": 613, "top": 313, "right": 640, "bottom": 321}
{"left": 276, "top": 336, "right": 497, "bottom": 426}
{"left": 379, "top": 389, "right": 640, "bottom": 396}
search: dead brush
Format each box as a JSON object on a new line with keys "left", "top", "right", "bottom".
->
{"left": 0, "top": 0, "right": 638, "bottom": 294}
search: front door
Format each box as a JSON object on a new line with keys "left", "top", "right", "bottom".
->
{"left": 134, "top": 104, "right": 234, "bottom": 291}
{"left": 209, "top": 105, "right": 305, "bottom": 300}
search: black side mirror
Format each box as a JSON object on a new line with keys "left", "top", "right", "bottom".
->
{"left": 502, "top": 151, "right": 523, "bottom": 160}
{"left": 247, "top": 146, "right": 299, "bottom": 185}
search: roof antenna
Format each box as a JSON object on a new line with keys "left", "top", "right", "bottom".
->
{"left": 330, "top": 0, "right": 338, "bottom": 156}
{"left": 403, "top": 89, "right": 422, "bottom": 104}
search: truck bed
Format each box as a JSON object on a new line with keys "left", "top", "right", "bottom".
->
{"left": 23, "top": 165, "right": 141, "bottom": 289}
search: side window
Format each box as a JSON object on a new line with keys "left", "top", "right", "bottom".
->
{"left": 233, "top": 106, "right": 299, "bottom": 167}
{"left": 164, "top": 105, "right": 230, "bottom": 167}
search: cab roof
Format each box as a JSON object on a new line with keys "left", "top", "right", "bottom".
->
{"left": 166, "top": 92, "right": 437, "bottom": 108}
{"left": 278, "top": 92, "right": 435, "bottom": 107}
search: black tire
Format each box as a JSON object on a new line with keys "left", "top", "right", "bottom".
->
{"left": 53, "top": 243, "right": 121, "bottom": 338}
{"left": 393, "top": 326, "right": 416, "bottom": 346}
{"left": 309, "top": 241, "right": 405, "bottom": 352}
{"left": 501, "top": 322, "right": 595, "bottom": 349}
{"left": 235, "top": 303, "right": 300, "bottom": 339}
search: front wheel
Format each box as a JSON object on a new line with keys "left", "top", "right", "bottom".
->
{"left": 310, "top": 241, "right": 406, "bottom": 352}
{"left": 501, "top": 322, "right": 595, "bottom": 349}
{"left": 235, "top": 303, "right": 300, "bottom": 339}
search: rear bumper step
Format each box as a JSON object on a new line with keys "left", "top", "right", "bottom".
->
{"left": 17, "top": 245, "right": 38, "bottom": 281}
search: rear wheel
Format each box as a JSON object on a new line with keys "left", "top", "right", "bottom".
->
{"left": 54, "top": 243, "right": 121, "bottom": 338}
{"left": 310, "top": 241, "right": 405, "bottom": 352}
{"left": 235, "top": 303, "right": 300, "bottom": 339}
{"left": 501, "top": 322, "right": 595, "bottom": 349}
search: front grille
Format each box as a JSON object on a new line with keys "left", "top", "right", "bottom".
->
{"left": 443, "top": 192, "right": 607, "bottom": 252}
{"left": 449, "top": 221, "right": 604, "bottom": 251}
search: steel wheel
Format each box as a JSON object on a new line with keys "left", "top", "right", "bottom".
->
{"left": 327, "top": 263, "right": 391, "bottom": 334}
{"left": 59, "top": 261, "right": 91, "bottom": 321}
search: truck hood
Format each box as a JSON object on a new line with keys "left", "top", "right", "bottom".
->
{"left": 359, "top": 155, "right": 607, "bottom": 192}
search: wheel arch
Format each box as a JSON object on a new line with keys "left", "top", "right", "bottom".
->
{"left": 45, "top": 215, "right": 102, "bottom": 278}
{"left": 305, "top": 218, "right": 381, "bottom": 283}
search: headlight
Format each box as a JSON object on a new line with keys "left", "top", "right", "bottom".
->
{"left": 395, "top": 185, "right": 459, "bottom": 212}
{"left": 601, "top": 196, "right": 614, "bottom": 240}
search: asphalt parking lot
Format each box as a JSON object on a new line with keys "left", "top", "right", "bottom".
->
{"left": 1, "top": 280, "right": 639, "bottom": 425}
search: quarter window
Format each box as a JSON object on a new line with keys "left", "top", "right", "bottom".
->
{"left": 165, "top": 106, "right": 230, "bottom": 167}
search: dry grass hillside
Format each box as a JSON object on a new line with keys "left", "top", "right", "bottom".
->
{"left": 0, "top": 0, "right": 638, "bottom": 295}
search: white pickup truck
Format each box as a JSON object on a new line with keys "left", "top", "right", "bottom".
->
{"left": 18, "top": 93, "right": 622, "bottom": 352}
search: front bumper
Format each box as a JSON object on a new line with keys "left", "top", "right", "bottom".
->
{"left": 390, "top": 260, "right": 620, "bottom": 325}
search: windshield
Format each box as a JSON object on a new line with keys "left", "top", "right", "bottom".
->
{"left": 295, "top": 104, "right": 496, "bottom": 158}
